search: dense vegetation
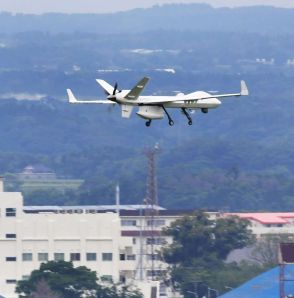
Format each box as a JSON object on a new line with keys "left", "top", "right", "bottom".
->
{"left": 161, "top": 211, "right": 265, "bottom": 296}
{"left": 0, "top": 4, "right": 293, "bottom": 211}
{"left": 16, "top": 261, "right": 142, "bottom": 298}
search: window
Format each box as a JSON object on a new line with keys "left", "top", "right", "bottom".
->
{"left": 22, "top": 275, "right": 30, "bottom": 280}
{"left": 147, "top": 254, "right": 161, "bottom": 261}
{"left": 147, "top": 270, "right": 166, "bottom": 277}
{"left": 146, "top": 238, "right": 167, "bottom": 245}
{"left": 102, "top": 253, "right": 113, "bottom": 261}
{"left": 120, "top": 254, "right": 126, "bottom": 261}
{"left": 6, "top": 257, "right": 16, "bottom": 262}
{"left": 101, "top": 275, "right": 113, "bottom": 282}
{"left": 121, "top": 220, "right": 137, "bottom": 226}
{"left": 70, "top": 253, "right": 80, "bottom": 261}
{"left": 6, "top": 280, "right": 17, "bottom": 284}
{"left": 132, "top": 238, "right": 136, "bottom": 244}
{"left": 22, "top": 253, "right": 33, "bottom": 261}
{"left": 147, "top": 219, "right": 166, "bottom": 227}
{"left": 6, "top": 208, "right": 16, "bottom": 217}
{"left": 54, "top": 253, "right": 64, "bottom": 261}
{"left": 38, "top": 253, "right": 48, "bottom": 262}
{"left": 6, "top": 234, "right": 16, "bottom": 239}
{"left": 147, "top": 254, "right": 162, "bottom": 261}
{"left": 127, "top": 254, "right": 136, "bottom": 261}
{"left": 160, "top": 283, "right": 167, "bottom": 296}
{"left": 86, "top": 253, "right": 97, "bottom": 261}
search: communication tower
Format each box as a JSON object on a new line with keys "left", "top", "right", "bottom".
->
{"left": 136, "top": 143, "right": 161, "bottom": 281}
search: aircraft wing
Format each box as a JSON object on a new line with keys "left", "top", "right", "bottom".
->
{"left": 144, "top": 81, "right": 249, "bottom": 104}
{"left": 67, "top": 89, "right": 115, "bottom": 104}
{"left": 124, "top": 77, "right": 150, "bottom": 100}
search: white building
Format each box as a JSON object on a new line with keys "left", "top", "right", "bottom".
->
{"left": 0, "top": 180, "right": 180, "bottom": 298}
{"left": 227, "top": 212, "right": 294, "bottom": 237}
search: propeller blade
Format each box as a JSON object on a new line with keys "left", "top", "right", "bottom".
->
{"left": 108, "top": 104, "right": 115, "bottom": 113}
{"left": 113, "top": 82, "right": 118, "bottom": 95}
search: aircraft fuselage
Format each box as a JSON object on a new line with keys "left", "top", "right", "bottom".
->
{"left": 114, "top": 95, "right": 221, "bottom": 110}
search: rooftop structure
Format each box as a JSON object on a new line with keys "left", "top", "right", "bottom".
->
{"left": 230, "top": 213, "right": 294, "bottom": 225}
{"left": 219, "top": 265, "right": 294, "bottom": 298}
{"left": 18, "top": 164, "right": 57, "bottom": 180}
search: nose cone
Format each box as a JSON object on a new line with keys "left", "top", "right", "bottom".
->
{"left": 214, "top": 98, "right": 221, "bottom": 107}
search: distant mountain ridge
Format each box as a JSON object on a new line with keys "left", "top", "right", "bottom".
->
{"left": 0, "top": 4, "right": 294, "bottom": 34}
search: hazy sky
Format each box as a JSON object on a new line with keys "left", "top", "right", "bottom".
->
{"left": 1, "top": 0, "right": 294, "bottom": 14}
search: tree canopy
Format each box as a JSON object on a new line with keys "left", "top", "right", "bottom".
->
{"left": 162, "top": 211, "right": 262, "bottom": 296}
{"left": 16, "top": 261, "right": 142, "bottom": 298}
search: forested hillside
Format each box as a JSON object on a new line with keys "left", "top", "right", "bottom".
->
{"left": 0, "top": 4, "right": 293, "bottom": 210}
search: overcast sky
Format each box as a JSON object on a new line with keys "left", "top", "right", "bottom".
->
{"left": 0, "top": 0, "right": 294, "bottom": 14}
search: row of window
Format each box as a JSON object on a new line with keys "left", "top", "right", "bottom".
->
{"left": 6, "top": 274, "right": 114, "bottom": 285}
{"left": 3, "top": 234, "right": 166, "bottom": 247}
{"left": 6, "top": 252, "right": 113, "bottom": 262}
{"left": 6, "top": 252, "right": 159, "bottom": 263}
{"left": 121, "top": 219, "right": 166, "bottom": 227}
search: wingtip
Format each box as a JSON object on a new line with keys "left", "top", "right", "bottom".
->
{"left": 66, "top": 88, "right": 77, "bottom": 103}
{"left": 240, "top": 80, "right": 249, "bottom": 96}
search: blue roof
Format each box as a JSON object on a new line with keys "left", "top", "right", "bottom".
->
{"left": 220, "top": 265, "right": 294, "bottom": 298}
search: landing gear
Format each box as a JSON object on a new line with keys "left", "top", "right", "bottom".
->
{"left": 181, "top": 108, "right": 193, "bottom": 125}
{"left": 161, "top": 106, "right": 175, "bottom": 126}
{"left": 145, "top": 120, "right": 152, "bottom": 127}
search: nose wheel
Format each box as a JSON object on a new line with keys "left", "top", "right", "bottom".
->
{"left": 181, "top": 108, "right": 193, "bottom": 125}
{"left": 145, "top": 120, "right": 152, "bottom": 127}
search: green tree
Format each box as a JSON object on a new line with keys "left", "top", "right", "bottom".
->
{"left": 16, "top": 261, "right": 142, "bottom": 298}
{"left": 163, "top": 211, "right": 253, "bottom": 264}
{"left": 28, "top": 279, "right": 60, "bottom": 298}
{"left": 162, "top": 211, "right": 256, "bottom": 296}
{"left": 16, "top": 261, "right": 99, "bottom": 298}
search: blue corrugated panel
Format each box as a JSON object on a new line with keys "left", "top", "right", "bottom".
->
{"left": 220, "top": 265, "right": 294, "bottom": 298}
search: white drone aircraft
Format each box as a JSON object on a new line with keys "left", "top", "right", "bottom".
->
{"left": 67, "top": 77, "right": 248, "bottom": 127}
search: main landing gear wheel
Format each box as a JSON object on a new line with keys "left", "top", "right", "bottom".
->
{"left": 181, "top": 108, "right": 193, "bottom": 125}
{"left": 161, "top": 105, "right": 175, "bottom": 126}
{"left": 145, "top": 120, "right": 152, "bottom": 127}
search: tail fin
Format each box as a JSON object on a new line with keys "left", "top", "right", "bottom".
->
{"left": 67, "top": 89, "right": 78, "bottom": 103}
{"left": 96, "top": 79, "right": 114, "bottom": 95}
{"left": 240, "top": 80, "right": 249, "bottom": 96}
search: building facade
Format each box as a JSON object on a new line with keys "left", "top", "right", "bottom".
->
{"left": 0, "top": 182, "right": 178, "bottom": 298}
{"left": 2, "top": 178, "right": 294, "bottom": 298}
